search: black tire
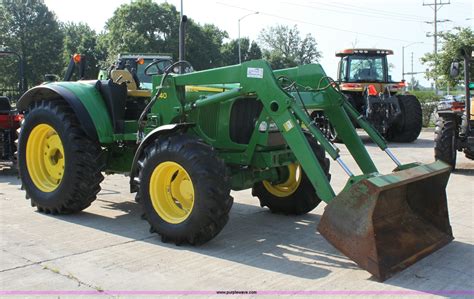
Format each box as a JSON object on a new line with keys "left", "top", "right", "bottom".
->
{"left": 18, "top": 100, "right": 104, "bottom": 214}
{"left": 252, "top": 134, "right": 331, "bottom": 215}
{"left": 389, "top": 95, "right": 422, "bottom": 142}
{"left": 464, "top": 149, "right": 474, "bottom": 160}
{"left": 434, "top": 115, "right": 457, "bottom": 169}
{"left": 137, "top": 134, "right": 233, "bottom": 245}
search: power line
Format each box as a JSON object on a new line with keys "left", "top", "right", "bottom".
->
{"left": 308, "top": 1, "right": 425, "bottom": 21}
{"left": 284, "top": 2, "right": 425, "bottom": 23}
{"left": 216, "top": 2, "right": 417, "bottom": 43}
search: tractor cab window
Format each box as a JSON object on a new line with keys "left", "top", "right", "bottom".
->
{"left": 347, "top": 55, "right": 385, "bottom": 82}
{"left": 339, "top": 57, "right": 348, "bottom": 81}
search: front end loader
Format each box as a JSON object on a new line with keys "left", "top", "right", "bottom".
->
{"left": 17, "top": 59, "right": 452, "bottom": 281}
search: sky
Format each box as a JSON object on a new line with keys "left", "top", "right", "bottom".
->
{"left": 43, "top": 0, "right": 473, "bottom": 87}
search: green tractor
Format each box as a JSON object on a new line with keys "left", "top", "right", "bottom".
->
{"left": 17, "top": 56, "right": 453, "bottom": 281}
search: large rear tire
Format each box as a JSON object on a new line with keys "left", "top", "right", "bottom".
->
{"left": 18, "top": 100, "right": 104, "bottom": 214}
{"left": 388, "top": 95, "right": 422, "bottom": 142}
{"left": 137, "top": 134, "right": 233, "bottom": 245}
{"left": 465, "top": 149, "right": 474, "bottom": 160}
{"left": 434, "top": 115, "right": 457, "bottom": 169}
{"left": 252, "top": 134, "right": 330, "bottom": 215}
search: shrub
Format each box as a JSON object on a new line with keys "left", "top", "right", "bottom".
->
{"left": 409, "top": 91, "right": 441, "bottom": 127}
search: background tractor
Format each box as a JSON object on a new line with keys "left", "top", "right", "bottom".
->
{"left": 435, "top": 48, "right": 474, "bottom": 168}
{"left": 0, "top": 49, "right": 25, "bottom": 168}
{"left": 16, "top": 27, "right": 453, "bottom": 280}
{"left": 316, "top": 48, "right": 422, "bottom": 142}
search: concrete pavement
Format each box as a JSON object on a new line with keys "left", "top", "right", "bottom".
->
{"left": 1, "top": 131, "right": 473, "bottom": 297}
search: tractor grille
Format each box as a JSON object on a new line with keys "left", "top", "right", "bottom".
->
{"left": 198, "top": 104, "right": 219, "bottom": 139}
{"left": 230, "top": 98, "right": 263, "bottom": 144}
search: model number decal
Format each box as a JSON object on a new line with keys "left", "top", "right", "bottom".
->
{"left": 247, "top": 67, "right": 264, "bottom": 79}
{"left": 158, "top": 92, "right": 167, "bottom": 99}
{"left": 283, "top": 120, "right": 294, "bottom": 132}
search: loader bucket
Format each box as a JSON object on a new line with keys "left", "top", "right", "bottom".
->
{"left": 318, "top": 161, "right": 453, "bottom": 281}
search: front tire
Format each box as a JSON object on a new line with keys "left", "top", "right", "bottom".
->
{"left": 434, "top": 115, "right": 457, "bottom": 169}
{"left": 137, "top": 134, "right": 233, "bottom": 245}
{"left": 389, "top": 95, "right": 422, "bottom": 142}
{"left": 18, "top": 100, "right": 104, "bottom": 214}
{"left": 252, "top": 134, "right": 331, "bottom": 215}
{"left": 465, "top": 149, "right": 474, "bottom": 160}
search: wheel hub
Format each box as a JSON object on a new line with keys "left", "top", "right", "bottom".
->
{"left": 263, "top": 163, "right": 302, "bottom": 197}
{"left": 26, "top": 124, "right": 65, "bottom": 192}
{"left": 149, "top": 161, "right": 195, "bottom": 224}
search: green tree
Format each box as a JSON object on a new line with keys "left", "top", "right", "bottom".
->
{"left": 421, "top": 27, "right": 474, "bottom": 88}
{"left": 221, "top": 38, "right": 262, "bottom": 65}
{"left": 104, "top": 0, "right": 179, "bottom": 57}
{"left": 258, "top": 25, "right": 321, "bottom": 69}
{"left": 185, "top": 22, "right": 227, "bottom": 69}
{"left": 102, "top": 0, "right": 227, "bottom": 70}
{"left": 62, "top": 22, "right": 104, "bottom": 79}
{"left": 0, "top": 0, "right": 64, "bottom": 87}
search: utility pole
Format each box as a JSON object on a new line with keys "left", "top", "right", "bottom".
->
{"left": 423, "top": 0, "right": 451, "bottom": 94}
{"left": 411, "top": 52, "right": 414, "bottom": 91}
{"left": 402, "top": 42, "right": 423, "bottom": 81}
{"left": 404, "top": 52, "right": 425, "bottom": 90}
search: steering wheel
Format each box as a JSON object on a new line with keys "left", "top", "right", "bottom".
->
{"left": 144, "top": 59, "right": 174, "bottom": 76}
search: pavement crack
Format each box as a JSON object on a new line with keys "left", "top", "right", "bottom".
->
{"left": 0, "top": 236, "right": 155, "bottom": 273}
{"left": 41, "top": 263, "right": 104, "bottom": 291}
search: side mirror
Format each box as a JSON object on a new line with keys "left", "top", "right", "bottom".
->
{"left": 449, "top": 62, "right": 460, "bottom": 78}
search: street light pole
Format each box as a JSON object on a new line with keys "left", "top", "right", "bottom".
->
{"left": 238, "top": 11, "right": 258, "bottom": 64}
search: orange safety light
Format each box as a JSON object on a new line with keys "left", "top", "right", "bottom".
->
{"left": 398, "top": 81, "right": 406, "bottom": 88}
{"left": 73, "top": 54, "right": 82, "bottom": 64}
{"left": 13, "top": 114, "right": 24, "bottom": 122}
{"left": 367, "top": 85, "right": 378, "bottom": 96}
{"left": 136, "top": 57, "right": 145, "bottom": 65}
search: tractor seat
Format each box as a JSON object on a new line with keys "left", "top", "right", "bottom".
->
{"left": 358, "top": 69, "right": 373, "bottom": 81}
{"left": 110, "top": 70, "right": 151, "bottom": 98}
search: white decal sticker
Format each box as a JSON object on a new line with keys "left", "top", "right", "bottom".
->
{"left": 247, "top": 67, "right": 264, "bottom": 79}
{"left": 283, "top": 120, "right": 294, "bottom": 132}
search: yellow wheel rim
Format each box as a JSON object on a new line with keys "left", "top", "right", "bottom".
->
{"left": 263, "top": 163, "right": 302, "bottom": 197}
{"left": 26, "top": 124, "right": 65, "bottom": 192}
{"left": 149, "top": 161, "right": 195, "bottom": 224}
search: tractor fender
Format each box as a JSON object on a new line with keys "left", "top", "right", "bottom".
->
{"left": 129, "top": 123, "right": 195, "bottom": 193}
{"left": 17, "top": 82, "right": 114, "bottom": 143}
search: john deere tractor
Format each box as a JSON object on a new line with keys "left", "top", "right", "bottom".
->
{"left": 17, "top": 55, "right": 453, "bottom": 281}
{"left": 316, "top": 48, "right": 422, "bottom": 142}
